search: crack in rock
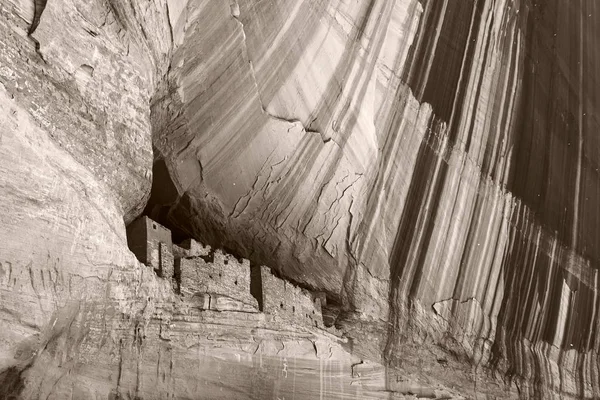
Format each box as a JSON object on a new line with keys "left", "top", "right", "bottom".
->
{"left": 232, "top": 10, "right": 333, "bottom": 146}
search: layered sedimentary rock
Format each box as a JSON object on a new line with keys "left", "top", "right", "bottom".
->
{"left": 1, "top": 0, "right": 599, "bottom": 398}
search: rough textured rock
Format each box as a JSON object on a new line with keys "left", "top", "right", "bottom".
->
{"left": 1, "top": 0, "right": 599, "bottom": 398}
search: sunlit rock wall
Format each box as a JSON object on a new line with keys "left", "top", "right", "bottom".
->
{"left": 149, "top": 0, "right": 424, "bottom": 317}
{"left": 0, "top": 0, "right": 172, "bottom": 397}
{"left": 1, "top": 0, "right": 599, "bottom": 398}
{"left": 149, "top": 0, "right": 600, "bottom": 397}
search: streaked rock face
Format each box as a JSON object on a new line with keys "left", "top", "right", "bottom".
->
{"left": 1, "top": 0, "right": 599, "bottom": 398}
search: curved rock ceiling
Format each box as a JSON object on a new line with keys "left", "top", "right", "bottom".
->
{"left": 1, "top": 0, "right": 599, "bottom": 398}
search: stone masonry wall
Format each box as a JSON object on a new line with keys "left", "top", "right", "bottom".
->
{"left": 252, "top": 265, "right": 323, "bottom": 328}
{"left": 126, "top": 216, "right": 172, "bottom": 272}
{"left": 128, "top": 221, "right": 325, "bottom": 325}
{"left": 176, "top": 250, "right": 258, "bottom": 311}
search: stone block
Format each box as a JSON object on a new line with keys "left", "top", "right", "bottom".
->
{"left": 251, "top": 265, "right": 323, "bottom": 328}
{"left": 159, "top": 242, "right": 174, "bottom": 279}
{"left": 177, "top": 250, "right": 258, "bottom": 311}
{"left": 180, "top": 238, "right": 211, "bottom": 257}
{"left": 126, "top": 216, "right": 172, "bottom": 271}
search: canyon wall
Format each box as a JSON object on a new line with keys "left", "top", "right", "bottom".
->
{"left": 0, "top": 0, "right": 599, "bottom": 398}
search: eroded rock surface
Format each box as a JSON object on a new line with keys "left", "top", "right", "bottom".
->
{"left": 1, "top": 0, "right": 599, "bottom": 398}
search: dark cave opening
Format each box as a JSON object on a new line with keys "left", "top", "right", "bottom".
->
{"left": 124, "top": 145, "right": 342, "bottom": 313}
{"left": 0, "top": 366, "right": 27, "bottom": 399}
{"left": 125, "top": 151, "right": 193, "bottom": 269}
{"left": 141, "top": 157, "right": 186, "bottom": 239}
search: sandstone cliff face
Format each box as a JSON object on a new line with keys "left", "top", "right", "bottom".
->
{"left": 0, "top": 0, "right": 599, "bottom": 398}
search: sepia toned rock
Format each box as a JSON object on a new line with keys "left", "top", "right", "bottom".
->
{"left": 1, "top": 0, "right": 599, "bottom": 398}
